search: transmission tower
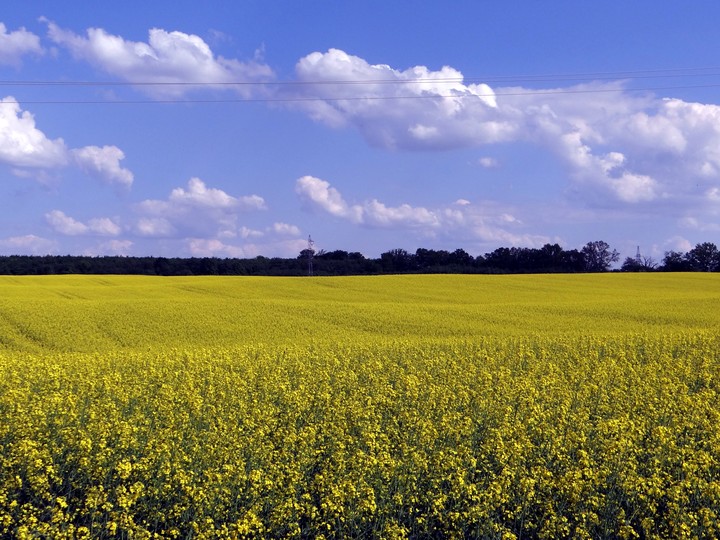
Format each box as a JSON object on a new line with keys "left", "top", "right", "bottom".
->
{"left": 307, "top": 235, "right": 315, "bottom": 276}
{"left": 635, "top": 246, "right": 642, "bottom": 265}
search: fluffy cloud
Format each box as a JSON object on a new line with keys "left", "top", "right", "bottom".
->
{"left": 136, "top": 177, "right": 266, "bottom": 238}
{"left": 133, "top": 178, "right": 303, "bottom": 256}
{"left": 0, "top": 234, "right": 55, "bottom": 255}
{"left": 135, "top": 217, "right": 175, "bottom": 237}
{"left": 0, "top": 23, "right": 42, "bottom": 65}
{"left": 271, "top": 222, "right": 301, "bottom": 236}
{"left": 83, "top": 239, "right": 134, "bottom": 256}
{"left": 296, "top": 175, "right": 437, "bottom": 228}
{"left": 87, "top": 217, "right": 122, "bottom": 236}
{"left": 291, "top": 49, "right": 504, "bottom": 147}
{"left": 678, "top": 216, "right": 720, "bottom": 233}
{"left": 238, "top": 226, "right": 264, "bottom": 239}
{"left": 362, "top": 199, "right": 440, "bottom": 228}
{"left": 296, "top": 175, "right": 548, "bottom": 247}
{"left": 45, "top": 210, "right": 86, "bottom": 235}
{"left": 44, "top": 20, "right": 273, "bottom": 97}
{"left": 1, "top": 97, "right": 135, "bottom": 187}
{"left": 663, "top": 235, "right": 693, "bottom": 253}
{"left": 0, "top": 97, "right": 67, "bottom": 168}
{"left": 167, "top": 177, "right": 265, "bottom": 210}
{"left": 186, "top": 237, "right": 306, "bottom": 258}
{"left": 72, "top": 146, "right": 134, "bottom": 187}
{"left": 477, "top": 157, "right": 499, "bottom": 169}
{"left": 289, "top": 50, "right": 720, "bottom": 215}
{"left": 45, "top": 210, "right": 121, "bottom": 236}
{"left": 295, "top": 175, "right": 363, "bottom": 223}
{"left": 187, "top": 238, "right": 249, "bottom": 258}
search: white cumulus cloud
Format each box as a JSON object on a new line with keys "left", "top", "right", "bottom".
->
{"left": 1, "top": 97, "right": 135, "bottom": 187}
{"left": 0, "top": 23, "right": 43, "bottom": 65}
{"left": 136, "top": 177, "right": 266, "bottom": 239}
{"left": 287, "top": 49, "right": 720, "bottom": 220}
{"left": 239, "top": 226, "right": 264, "bottom": 239}
{"left": 84, "top": 239, "right": 134, "bottom": 256}
{"left": 168, "top": 177, "right": 266, "bottom": 210}
{"left": 44, "top": 20, "right": 274, "bottom": 97}
{"left": 87, "top": 217, "right": 122, "bottom": 236}
{"left": 45, "top": 210, "right": 121, "bottom": 236}
{"left": 295, "top": 175, "right": 548, "bottom": 247}
{"left": 295, "top": 174, "right": 441, "bottom": 229}
{"left": 477, "top": 157, "right": 499, "bottom": 168}
{"left": 296, "top": 175, "right": 440, "bottom": 229}
{"left": 187, "top": 238, "right": 249, "bottom": 258}
{"left": 186, "top": 237, "right": 307, "bottom": 258}
{"left": 295, "top": 175, "right": 363, "bottom": 223}
{"left": 135, "top": 217, "right": 175, "bottom": 237}
{"left": 664, "top": 235, "right": 693, "bottom": 253}
{"left": 362, "top": 199, "right": 440, "bottom": 228}
{"left": 271, "top": 222, "right": 301, "bottom": 236}
{"left": 72, "top": 145, "right": 134, "bottom": 187}
{"left": 45, "top": 210, "right": 87, "bottom": 235}
{"left": 0, "top": 97, "right": 67, "bottom": 168}
{"left": 290, "top": 49, "right": 503, "bottom": 147}
{"left": 0, "top": 234, "right": 56, "bottom": 255}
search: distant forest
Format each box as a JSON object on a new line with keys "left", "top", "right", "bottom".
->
{"left": 0, "top": 241, "right": 718, "bottom": 276}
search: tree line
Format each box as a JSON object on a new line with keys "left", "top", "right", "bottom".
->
{"left": 0, "top": 241, "right": 717, "bottom": 276}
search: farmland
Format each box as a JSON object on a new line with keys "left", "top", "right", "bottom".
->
{"left": 1, "top": 274, "right": 719, "bottom": 538}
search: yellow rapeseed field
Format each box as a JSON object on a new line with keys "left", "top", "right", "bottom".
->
{"left": 1, "top": 273, "right": 719, "bottom": 538}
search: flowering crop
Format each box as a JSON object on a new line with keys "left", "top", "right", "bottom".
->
{"left": 1, "top": 274, "right": 719, "bottom": 538}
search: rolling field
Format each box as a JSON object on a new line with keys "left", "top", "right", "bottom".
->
{"left": 1, "top": 274, "right": 719, "bottom": 538}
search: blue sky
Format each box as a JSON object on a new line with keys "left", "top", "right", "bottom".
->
{"left": 2, "top": 1, "right": 720, "bottom": 260}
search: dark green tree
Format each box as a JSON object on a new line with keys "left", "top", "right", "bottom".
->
{"left": 661, "top": 251, "right": 690, "bottom": 271}
{"left": 380, "top": 249, "right": 415, "bottom": 272}
{"left": 581, "top": 241, "right": 619, "bottom": 272}
{"left": 621, "top": 256, "right": 643, "bottom": 272}
{"left": 686, "top": 242, "right": 719, "bottom": 272}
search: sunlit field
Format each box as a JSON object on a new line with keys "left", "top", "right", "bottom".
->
{"left": 2, "top": 273, "right": 719, "bottom": 352}
{"left": 1, "top": 274, "right": 719, "bottom": 538}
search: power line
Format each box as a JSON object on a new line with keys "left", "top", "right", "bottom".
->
{"left": 1, "top": 65, "right": 720, "bottom": 87}
{"left": 2, "top": 82, "right": 720, "bottom": 105}
{"left": 2, "top": 65, "right": 720, "bottom": 105}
